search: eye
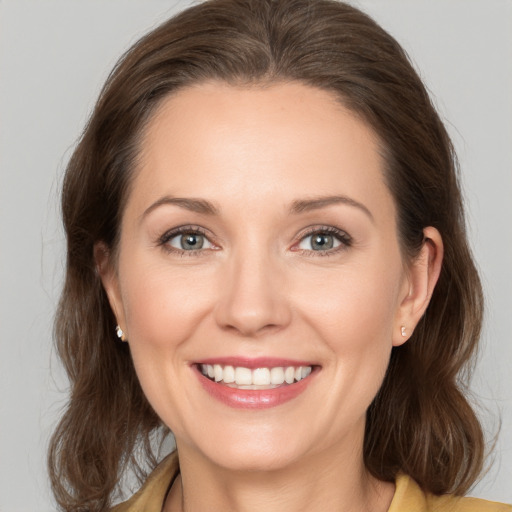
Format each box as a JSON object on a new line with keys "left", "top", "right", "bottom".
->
{"left": 168, "top": 232, "right": 213, "bottom": 251}
{"left": 296, "top": 227, "right": 351, "bottom": 254}
{"left": 158, "top": 226, "right": 215, "bottom": 254}
{"left": 299, "top": 232, "right": 341, "bottom": 251}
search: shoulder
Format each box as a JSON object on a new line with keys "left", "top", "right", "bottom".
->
{"left": 110, "top": 452, "right": 179, "bottom": 512}
{"left": 389, "top": 473, "right": 512, "bottom": 512}
{"left": 426, "top": 493, "right": 512, "bottom": 512}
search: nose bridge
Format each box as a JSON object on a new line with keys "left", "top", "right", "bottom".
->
{"left": 214, "top": 238, "right": 290, "bottom": 336}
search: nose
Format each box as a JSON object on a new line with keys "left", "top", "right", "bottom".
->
{"left": 213, "top": 248, "right": 292, "bottom": 338}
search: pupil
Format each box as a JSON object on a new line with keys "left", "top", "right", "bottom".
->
{"left": 181, "top": 234, "right": 203, "bottom": 250}
{"left": 312, "top": 234, "right": 333, "bottom": 250}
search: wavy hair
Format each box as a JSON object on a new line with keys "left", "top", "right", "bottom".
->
{"left": 48, "top": 0, "right": 484, "bottom": 510}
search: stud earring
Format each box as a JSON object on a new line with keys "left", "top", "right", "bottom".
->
{"left": 116, "top": 325, "right": 126, "bottom": 342}
{"left": 401, "top": 326, "right": 407, "bottom": 337}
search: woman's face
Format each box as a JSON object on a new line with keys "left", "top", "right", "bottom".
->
{"left": 102, "top": 81, "right": 420, "bottom": 471}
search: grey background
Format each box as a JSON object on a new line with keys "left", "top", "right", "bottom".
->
{"left": 0, "top": 1, "right": 511, "bottom": 510}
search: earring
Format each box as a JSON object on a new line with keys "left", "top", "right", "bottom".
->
{"left": 116, "top": 325, "right": 126, "bottom": 342}
{"left": 401, "top": 326, "right": 407, "bottom": 337}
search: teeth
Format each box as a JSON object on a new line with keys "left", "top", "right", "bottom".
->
{"left": 235, "top": 367, "right": 252, "bottom": 385}
{"left": 270, "top": 367, "right": 285, "bottom": 385}
{"left": 284, "top": 366, "right": 295, "bottom": 384}
{"left": 223, "top": 365, "right": 235, "bottom": 383}
{"left": 253, "top": 367, "right": 270, "bottom": 385}
{"left": 214, "top": 364, "right": 223, "bottom": 382}
{"left": 200, "top": 364, "right": 313, "bottom": 386}
{"left": 301, "top": 366, "right": 312, "bottom": 379}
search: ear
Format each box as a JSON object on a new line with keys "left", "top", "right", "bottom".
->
{"left": 393, "top": 226, "right": 443, "bottom": 346}
{"left": 94, "top": 242, "right": 127, "bottom": 340}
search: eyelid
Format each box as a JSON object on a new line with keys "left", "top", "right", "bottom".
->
{"left": 156, "top": 224, "right": 352, "bottom": 256}
{"left": 157, "top": 225, "right": 218, "bottom": 255}
{"left": 292, "top": 225, "right": 352, "bottom": 255}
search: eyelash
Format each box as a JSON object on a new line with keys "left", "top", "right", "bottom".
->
{"left": 157, "top": 225, "right": 352, "bottom": 257}
{"left": 295, "top": 225, "right": 352, "bottom": 257}
{"left": 158, "top": 225, "right": 214, "bottom": 257}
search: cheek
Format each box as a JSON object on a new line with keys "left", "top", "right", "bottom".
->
{"left": 117, "top": 258, "right": 218, "bottom": 434}
{"left": 292, "top": 254, "right": 402, "bottom": 389}
{"left": 297, "top": 258, "right": 401, "bottom": 341}
{"left": 119, "top": 257, "right": 216, "bottom": 358}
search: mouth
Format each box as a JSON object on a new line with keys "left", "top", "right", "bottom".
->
{"left": 193, "top": 359, "right": 319, "bottom": 409}
{"left": 198, "top": 363, "right": 313, "bottom": 389}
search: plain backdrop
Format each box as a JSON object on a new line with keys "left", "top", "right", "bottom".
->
{"left": 1, "top": 1, "right": 511, "bottom": 510}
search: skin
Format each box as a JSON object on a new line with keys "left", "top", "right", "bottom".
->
{"left": 97, "top": 81, "right": 443, "bottom": 512}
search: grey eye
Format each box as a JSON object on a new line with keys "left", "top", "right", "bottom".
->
{"left": 169, "top": 233, "right": 212, "bottom": 250}
{"left": 299, "top": 232, "right": 341, "bottom": 251}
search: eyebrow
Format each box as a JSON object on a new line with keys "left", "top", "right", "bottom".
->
{"left": 142, "top": 196, "right": 219, "bottom": 218}
{"left": 290, "top": 195, "right": 374, "bottom": 222}
{"left": 142, "top": 194, "right": 373, "bottom": 222}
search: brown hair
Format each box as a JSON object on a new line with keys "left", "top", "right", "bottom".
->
{"left": 48, "top": 0, "right": 485, "bottom": 510}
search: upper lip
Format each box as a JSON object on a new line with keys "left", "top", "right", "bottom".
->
{"left": 194, "top": 357, "right": 318, "bottom": 369}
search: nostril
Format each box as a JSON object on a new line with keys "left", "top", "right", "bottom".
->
{"left": 212, "top": 260, "right": 293, "bottom": 336}
{"left": 220, "top": 321, "right": 283, "bottom": 338}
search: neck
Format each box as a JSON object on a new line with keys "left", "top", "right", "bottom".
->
{"left": 164, "top": 440, "right": 394, "bottom": 512}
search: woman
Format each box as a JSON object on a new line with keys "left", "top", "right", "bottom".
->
{"left": 48, "top": 0, "right": 511, "bottom": 511}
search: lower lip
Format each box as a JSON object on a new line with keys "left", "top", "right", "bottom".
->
{"left": 194, "top": 366, "right": 316, "bottom": 409}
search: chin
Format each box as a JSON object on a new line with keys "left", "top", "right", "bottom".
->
{"left": 208, "top": 446, "right": 303, "bottom": 473}
{"left": 186, "top": 427, "right": 308, "bottom": 473}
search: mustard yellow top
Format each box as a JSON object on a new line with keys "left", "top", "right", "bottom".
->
{"left": 111, "top": 453, "right": 511, "bottom": 512}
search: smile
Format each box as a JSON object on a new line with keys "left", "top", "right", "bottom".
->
{"left": 194, "top": 359, "right": 318, "bottom": 409}
{"left": 200, "top": 364, "right": 313, "bottom": 389}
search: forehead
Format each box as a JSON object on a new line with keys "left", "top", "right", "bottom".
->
{"left": 129, "top": 81, "right": 394, "bottom": 221}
